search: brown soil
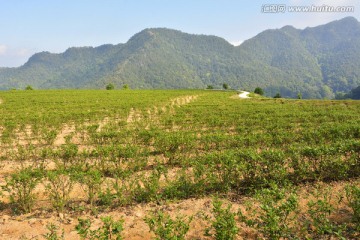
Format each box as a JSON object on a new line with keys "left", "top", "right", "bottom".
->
{"left": 0, "top": 197, "right": 229, "bottom": 240}
{"left": 0, "top": 179, "right": 356, "bottom": 239}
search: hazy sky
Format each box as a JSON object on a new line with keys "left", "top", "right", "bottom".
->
{"left": 0, "top": 0, "right": 358, "bottom": 67}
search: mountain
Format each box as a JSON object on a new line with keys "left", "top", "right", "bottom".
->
{"left": 336, "top": 85, "right": 360, "bottom": 100}
{"left": 0, "top": 17, "right": 360, "bottom": 98}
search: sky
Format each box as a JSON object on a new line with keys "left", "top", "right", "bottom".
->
{"left": 0, "top": 0, "right": 359, "bottom": 67}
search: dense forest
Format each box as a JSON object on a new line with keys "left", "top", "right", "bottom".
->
{"left": 336, "top": 85, "right": 360, "bottom": 99}
{"left": 0, "top": 17, "right": 359, "bottom": 99}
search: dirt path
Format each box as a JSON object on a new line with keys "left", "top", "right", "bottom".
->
{"left": 239, "top": 91, "right": 251, "bottom": 99}
{"left": 1, "top": 95, "right": 200, "bottom": 150}
{"left": 52, "top": 95, "right": 199, "bottom": 147}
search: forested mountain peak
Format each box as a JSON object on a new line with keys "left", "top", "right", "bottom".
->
{"left": 0, "top": 17, "right": 359, "bottom": 98}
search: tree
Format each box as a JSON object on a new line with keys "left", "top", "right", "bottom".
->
{"left": 105, "top": 83, "right": 114, "bottom": 90}
{"left": 274, "top": 93, "right": 282, "bottom": 98}
{"left": 254, "top": 87, "right": 264, "bottom": 95}
{"left": 297, "top": 92, "right": 302, "bottom": 99}
{"left": 348, "top": 86, "right": 360, "bottom": 99}
{"left": 222, "top": 83, "right": 229, "bottom": 90}
{"left": 25, "top": 85, "right": 33, "bottom": 90}
{"left": 335, "top": 92, "right": 346, "bottom": 100}
{"left": 122, "top": 84, "right": 130, "bottom": 90}
{"left": 320, "top": 85, "right": 333, "bottom": 99}
{"left": 337, "top": 86, "right": 360, "bottom": 100}
{"left": 206, "top": 85, "right": 214, "bottom": 90}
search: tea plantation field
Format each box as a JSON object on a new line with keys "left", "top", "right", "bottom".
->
{"left": 0, "top": 90, "right": 359, "bottom": 239}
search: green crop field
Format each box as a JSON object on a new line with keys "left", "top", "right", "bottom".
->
{"left": 0, "top": 89, "right": 359, "bottom": 239}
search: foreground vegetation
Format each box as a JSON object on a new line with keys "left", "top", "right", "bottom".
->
{"left": 0, "top": 89, "right": 359, "bottom": 239}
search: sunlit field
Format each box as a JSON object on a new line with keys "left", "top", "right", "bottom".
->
{"left": 0, "top": 89, "right": 359, "bottom": 239}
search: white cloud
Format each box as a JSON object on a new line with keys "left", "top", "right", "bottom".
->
{"left": 230, "top": 40, "right": 243, "bottom": 46}
{"left": 16, "top": 48, "right": 31, "bottom": 57}
{"left": 0, "top": 45, "right": 8, "bottom": 55}
{"left": 0, "top": 45, "right": 35, "bottom": 67}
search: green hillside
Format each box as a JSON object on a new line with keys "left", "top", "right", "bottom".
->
{"left": 0, "top": 17, "right": 359, "bottom": 98}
